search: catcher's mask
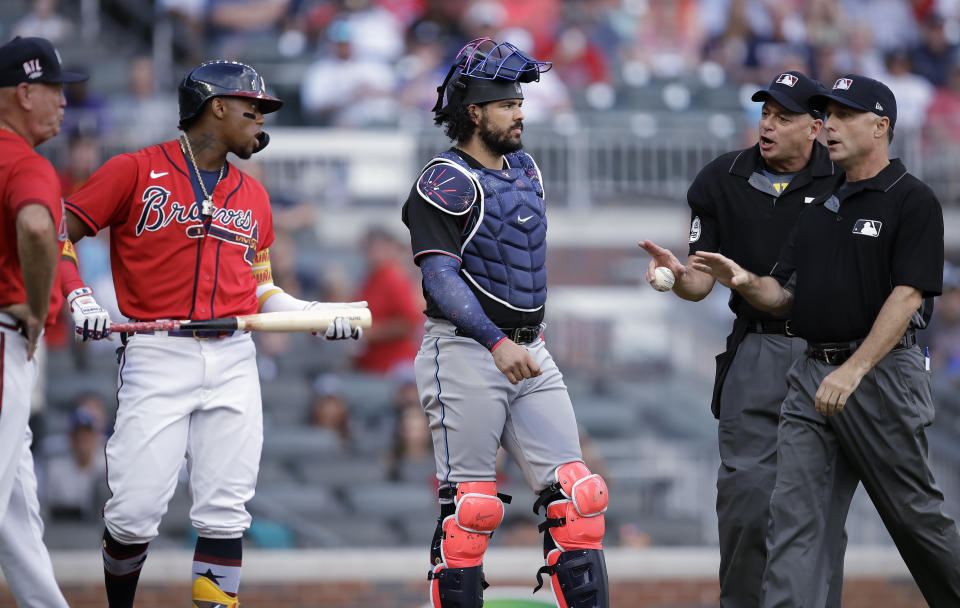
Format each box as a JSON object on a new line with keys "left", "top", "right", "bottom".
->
{"left": 178, "top": 60, "right": 283, "bottom": 128}
{"left": 432, "top": 38, "right": 551, "bottom": 121}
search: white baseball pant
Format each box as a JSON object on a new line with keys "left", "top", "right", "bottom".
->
{"left": 103, "top": 331, "right": 263, "bottom": 544}
{"left": 0, "top": 315, "right": 68, "bottom": 607}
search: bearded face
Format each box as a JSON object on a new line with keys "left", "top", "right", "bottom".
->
{"left": 476, "top": 100, "right": 524, "bottom": 155}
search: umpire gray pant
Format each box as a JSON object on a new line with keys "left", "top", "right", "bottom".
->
{"left": 762, "top": 346, "right": 960, "bottom": 608}
{"left": 718, "top": 333, "right": 848, "bottom": 608}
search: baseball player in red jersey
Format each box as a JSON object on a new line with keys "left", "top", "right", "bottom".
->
{"left": 0, "top": 36, "right": 103, "bottom": 608}
{"left": 64, "top": 60, "right": 361, "bottom": 608}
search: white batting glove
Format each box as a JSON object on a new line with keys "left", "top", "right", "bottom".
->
{"left": 324, "top": 316, "right": 363, "bottom": 341}
{"left": 67, "top": 287, "right": 112, "bottom": 341}
{"left": 304, "top": 301, "right": 365, "bottom": 341}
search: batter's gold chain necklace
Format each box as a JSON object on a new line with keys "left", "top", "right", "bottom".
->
{"left": 179, "top": 133, "right": 224, "bottom": 217}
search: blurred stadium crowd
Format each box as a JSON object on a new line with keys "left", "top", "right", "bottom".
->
{"left": 5, "top": 0, "right": 960, "bottom": 555}
{"left": 6, "top": 1, "right": 960, "bottom": 139}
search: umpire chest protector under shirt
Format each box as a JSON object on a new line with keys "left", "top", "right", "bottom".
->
{"left": 771, "top": 159, "right": 944, "bottom": 343}
{"left": 403, "top": 148, "right": 547, "bottom": 328}
{"left": 687, "top": 141, "right": 841, "bottom": 321}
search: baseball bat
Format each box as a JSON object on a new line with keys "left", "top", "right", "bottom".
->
{"left": 110, "top": 308, "right": 372, "bottom": 334}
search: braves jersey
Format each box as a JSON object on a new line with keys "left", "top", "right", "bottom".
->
{"left": 65, "top": 140, "right": 274, "bottom": 320}
{"left": 0, "top": 131, "right": 67, "bottom": 327}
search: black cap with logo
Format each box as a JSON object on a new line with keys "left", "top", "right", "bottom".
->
{"left": 751, "top": 71, "right": 826, "bottom": 118}
{"left": 808, "top": 74, "right": 897, "bottom": 130}
{"left": 0, "top": 37, "right": 88, "bottom": 87}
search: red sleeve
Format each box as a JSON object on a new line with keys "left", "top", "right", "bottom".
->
{"left": 7, "top": 155, "right": 60, "bottom": 219}
{"left": 64, "top": 153, "right": 139, "bottom": 234}
{"left": 260, "top": 207, "right": 274, "bottom": 251}
{"left": 254, "top": 179, "right": 275, "bottom": 251}
{"left": 59, "top": 240, "right": 85, "bottom": 295}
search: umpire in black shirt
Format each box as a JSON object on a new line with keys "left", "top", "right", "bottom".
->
{"left": 640, "top": 71, "right": 849, "bottom": 608}
{"left": 695, "top": 75, "right": 960, "bottom": 607}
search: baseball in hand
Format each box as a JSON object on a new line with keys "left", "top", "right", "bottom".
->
{"left": 651, "top": 266, "right": 675, "bottom": 292}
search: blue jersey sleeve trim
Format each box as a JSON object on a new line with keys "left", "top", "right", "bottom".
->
{"left": 414, "top": 249, "right": 463, "bottom": 264}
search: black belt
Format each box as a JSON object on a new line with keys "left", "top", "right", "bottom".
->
{"left": 0, "top": 314, "right": 25, "bottom": 337}
{"left": 456, "top": 324, "right": 543, "bottom": 345}
{"left": 123, "top": 329, "right": 238, "bottom": 340}
{"left": 805, "top": 332, "right": 917, "bottom": 366}
{"left": 745, "top": 319, "right": 796, "bottom": 337}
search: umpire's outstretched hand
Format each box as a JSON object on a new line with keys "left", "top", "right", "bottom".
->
{"left": 492, "top": 339, "right": 542, "bottom": 385}
{"left": 691, "top": 251, "right": 751, "bottom": 289}
{"left": 638, "top": 240, "right": 686, "bottom": 285}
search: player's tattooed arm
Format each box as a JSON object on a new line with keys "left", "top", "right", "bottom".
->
{"left": 420, "top": 254, "right": 507, "bottom": 351}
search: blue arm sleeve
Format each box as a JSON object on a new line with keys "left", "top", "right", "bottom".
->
{"left": 420, "top": 254, "right": 507, "bottom": 351}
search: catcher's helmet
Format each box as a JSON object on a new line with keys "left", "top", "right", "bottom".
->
{"left": 178, "top": 60, "right": 283, "bottom": 128}
{"left": 433, "top": 38, "right": 551, "bottom": 120}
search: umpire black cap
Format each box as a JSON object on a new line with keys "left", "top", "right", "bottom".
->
{"left": 809, "top": 74, "right": 897, "bottom": 130}
{"left": 0, "top": 37, "right": 87, "bottom": 87}
{"left": 751, "top": 71, "right": 825, "bottom": 118}
{"left": 178, "top": 60, "right": 283, "bottom": 128}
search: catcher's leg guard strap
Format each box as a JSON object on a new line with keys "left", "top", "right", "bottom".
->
{"left": 534, "top": 549, "right": 609, "bottom": 608}
{"left": 429, "top": 565, "right": 486, "bottom": 608}
{"left": 440, "top": 481, "right": 505, "bottom": 568}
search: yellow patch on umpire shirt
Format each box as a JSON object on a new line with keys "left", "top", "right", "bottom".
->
{"left": 772, "top": 181, "right": 789, "bottom": 194}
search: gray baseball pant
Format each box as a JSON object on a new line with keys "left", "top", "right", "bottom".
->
{"left": 414, "top": 318, "right": 583, "bottom": 492}
{"left": 718, "top": 332, "right": 848, "bottom": 608}
{"left": 762, "top": 346, "right": 960, "bottom": 607}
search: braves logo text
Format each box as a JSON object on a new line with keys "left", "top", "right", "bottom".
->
{"left": 135, "top": 186, "right": 258, "bottom": 263}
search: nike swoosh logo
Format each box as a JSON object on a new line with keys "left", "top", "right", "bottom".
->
{"left": 150, "top": 170, "right": 168, "bottom": 178}
{"left": 518, "top": 215, "right": 534, "bottom": 223}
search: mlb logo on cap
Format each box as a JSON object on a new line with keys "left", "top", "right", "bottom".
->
{"left": 776, "top": 73, "right": 798, "bottom": 87}
{"left": 750, "top": 70, "right": 825, "bottom": 117}
{"left": 810, "top": 74, "right": 898, "bottom": 130}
